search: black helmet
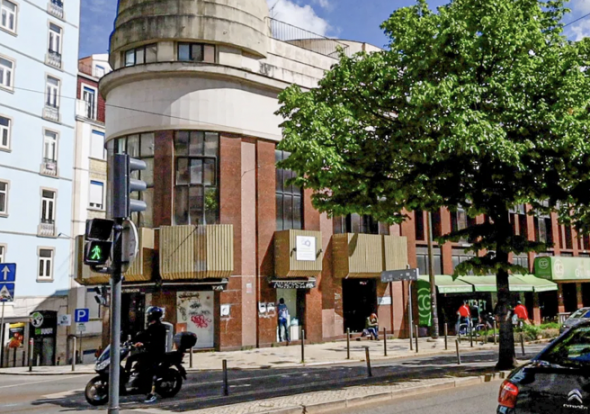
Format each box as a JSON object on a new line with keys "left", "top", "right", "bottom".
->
{"left": 147, "top": 306, "right": 163, "bottom": 323}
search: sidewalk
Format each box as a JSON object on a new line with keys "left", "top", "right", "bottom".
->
{"left": 0, "top": 335, "right": 542, "bottom": 375}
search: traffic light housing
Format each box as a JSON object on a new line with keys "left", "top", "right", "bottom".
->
{"left": 112, "top": 153, "right": 147, "bottom": 219}
{"left": 83, "top": 218, "right": 114, "bottom": 266}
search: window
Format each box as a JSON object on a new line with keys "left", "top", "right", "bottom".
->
{"left": 0, "top": 116, "right": 10, "bottom": 149}
{"left": 414, "top": 210, "right": 425, "bottom": 241}
{"left": 565, "top": 226, "right": 573, "bottom": 250}
{"left": 82, "top": 86, "right": 96, "bottom": 119}
{"left": 115, "top": 133, "right": 157, "bottom": 227}
{"left": 177, "top": 43, "right": 216, "bottom": 63}
{"left": 45, "top": 76, "right": 59, "bottom": 108}
{"left": 276, "top": 150, "right": 303, "bottom": 231}
{"left": 89, "top": 180, "right": 104, "bottom": 209}
{"left": 541, "top": 325, "right": 590, "bottom": 368}
{"left": 1, "top": 0, "right": 16, "bottom": 33}
{"left": 124, "top": 44, "right": 157, "bottom": 67}
{"left": 512, "top": 254, "right": 529, "bottom": 271}
{"left": 41, "top": 190, "right": 55, "bottom": 224}
{"left": 94, "top": 65, "right": 105, "bottom": 78}
{"left": 43, "top": 130, "right": 57, "bottom": 162}
{"left": 0, "top": 57, "right": 13, "bottom": 89}
{"left": 0, "top": 245, "right": 4, "bottom": 263}
{"left": 174, "top": 131, "right": 219, "bottom": 226}
{"left": 333, "top": 214, "right": 389, "bottom": 235}
{"left": 416, "top": 247, "right": 442, "bottom": 276}
{"left": 535, "top": 216, "right": 553, "bottom": 246}
{"left": 90, "top": 130, "right": 105, "bottom": 160}
{"left": 0, "top": 180, "right": 7, "bottom": 215}
{"left": 38, "top": 248, "right": 53, "bottom": 280}
{"left": 48, "top": 23, "right": 62, "bottom": 55}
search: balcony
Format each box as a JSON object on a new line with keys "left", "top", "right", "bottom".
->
{"left": 274, "top": 230, "right": 323, "bottom": 278}
{"left": 37, "top": 220, "right": 56, "bottom": 238}
{"left": 76, "top": 99, "right": 96, "bottom": 120}
{"left": 160, "top": 225, "right": 233, "bottom": 280}
{"left": 43, "top": 106, "right": 60, "bottom": 123}
{"left": 40, "top": 158, "right": 58, "bottom": 177}
{"left": 332, "top": 234, "right": 408, "bottom": 279}
{"left": 47, "top": 0, "right": 64, "bottom": 19}
{"left": 74, "top": 236, "right": 110, "bottom": 286}
{"left": 45, "top": 50, "right": 62, "bottom": 69}
{"left": 124, "top": 228, "right": 155, "bottom": 282}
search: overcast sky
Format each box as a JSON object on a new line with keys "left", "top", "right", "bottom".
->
{"left": 79, "top": 0, "right": 590, "bottom": 58}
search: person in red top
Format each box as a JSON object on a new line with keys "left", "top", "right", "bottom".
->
{"left": 456, "top": 301, "right": 471, "bottom": 335}
{"left": 513, "top": 301, "right": 530, "bottom": 326}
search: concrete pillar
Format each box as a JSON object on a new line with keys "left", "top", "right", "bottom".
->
{"left": 532, "top": 292, "right": 541, "bottom": 325}
{"left": 558, "top": 283, "right": 565, "bottom": 314}
{"left": 577, "top": 283, "right": 584, "bottom": 309}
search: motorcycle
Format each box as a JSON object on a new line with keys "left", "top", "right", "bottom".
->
{"left": 85, "top": 332, "right": 197, "bottom": 406}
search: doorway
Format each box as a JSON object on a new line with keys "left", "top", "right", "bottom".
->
{"left": 343, "top": 279, "right": 377, "bottom": 333}
{"left": 562, "top": 283, "right": 578, "bottom": 313}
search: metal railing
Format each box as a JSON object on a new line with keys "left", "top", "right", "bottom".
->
{"left": 46, "top": 50, "right": 62, "bottom": 68}
{"left": 43, "top": 106, "right": 60, "bottom": 123}
{"left": 40, "top": 158, "right": 58, "bottom": 177}
{"left": 266, "top": 17, "right": 350, "bottom": 58}
{"left": 47, "top": 0, "right": 63, "bottom": 19}
{"left": 37, "top": 221, "right": 56, "bottom": 237}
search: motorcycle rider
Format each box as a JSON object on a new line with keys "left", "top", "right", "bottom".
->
{"left": 134, "top": 306, "right": 167, "bottom": 403}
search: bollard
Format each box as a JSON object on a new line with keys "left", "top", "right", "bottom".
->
{"left": 365, "top": 347, "right": 373, "bottom": 377}
{"left": 493, "top": 320, "right": 497, "bottom": 345}
{"left": 455, "top": 339, "right": 461, "bottom": 365}
{"left": 415, "top": 325, "right": 419, "bottom": 353}
{"left": 520, "top": 333, "right": 525, "bottom": 356}
{"left": 189, "top": 347, "right": 193, "bottom": 369}
{"left": 71, "top": 336, "right": 77, "bottom": 372}
{"left": 28, "top": 339, "right": 33, "bottom": 372}
{"left": 383, "top": 328, "right": 387, "bottom": 357}
{"left": 470, "top": 325, "right": 474, "bottom": 348}
{"left": 409, "top": 326, "right": 413, "bottom": 351}
{"left": 21, "top": 350, "right": 25, "bottom": 367}
{"left": 444, "top": 323, "right": 448, "bottom": 350}
{"left": 346, "top": 328, "right": 351, "bottom": 360}
{"left": 222, "top": 359, "right": 229, "bottom": 396}
{"left": 301, "top": 328, "right": 305, "bottom": 363}
{"left": 12, "top": 347, "right": 16, "bottom": 368}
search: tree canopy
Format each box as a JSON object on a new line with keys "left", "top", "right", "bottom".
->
{"left": 277, "top": 0, "right": 590, "bottom": 368}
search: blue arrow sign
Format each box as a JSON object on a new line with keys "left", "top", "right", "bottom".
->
{"left": 75, "top": 308, "right": 90, "bottom": 323}
{"left": 0, "top": 282, "right": 15, "bottom": 302}
{"left": 0, "top": 263, "right": 16, "bottom": 282}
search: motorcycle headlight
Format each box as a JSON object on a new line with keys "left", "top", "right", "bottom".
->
{"left": 96, "top": 360, "right": 109, "bottom": 371}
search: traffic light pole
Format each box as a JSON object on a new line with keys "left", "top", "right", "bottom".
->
{"left": 108, "top": 219, "right": 123, "bottom": 414}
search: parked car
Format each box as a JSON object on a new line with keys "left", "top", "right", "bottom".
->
{"left": 560, "top": 307, "right": 590, "bottom": 333}
{"left": 497, "top": 320, "right": 590, "bottom": 413}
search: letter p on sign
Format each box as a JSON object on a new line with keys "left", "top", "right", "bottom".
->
{"left": 75, "top": 308, "right": 90, "bottom": 323}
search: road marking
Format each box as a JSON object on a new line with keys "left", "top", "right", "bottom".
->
{"left": 0, "top": 375, "right": 82, "bottom": 390}
{"left": 42, "top": 388, "right": 84, "bottom": 399}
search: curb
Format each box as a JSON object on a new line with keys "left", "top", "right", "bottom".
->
{"left": 247, "top": 370, "right": 512, "bottom": 414}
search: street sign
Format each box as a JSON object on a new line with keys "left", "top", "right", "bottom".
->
{"left": 57, "top": 314, "right": 72, "bottom": 326}
{"left": 381, "top": 268, "right": 419, "bottom": 283}
{"left": 75, "top": 308, "right": 90, "bottom": 323}
{"left": 0, "top": 263, "right": 16, "bottom": 282}
{"left": 0, "top": 283, "right": 15, "bottom": 302}
{"left": 77, "top": 323, "right": 86, "bottom": 333}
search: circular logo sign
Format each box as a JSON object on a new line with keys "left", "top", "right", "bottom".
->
{"left": 554, "top": 259, "right": 565, "bottom": 279}
{"left": 538, "top": 258, "right": 550, "bottom": 270}
{"left": 31, "top": 312, "right": 44, "bottom": 328}
{"left": 418, "top": 287, "right": 431, "bottom": 318}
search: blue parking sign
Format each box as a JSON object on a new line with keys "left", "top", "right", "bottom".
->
{"left": 75, "top": 308, "right": 90, "bottom": 323}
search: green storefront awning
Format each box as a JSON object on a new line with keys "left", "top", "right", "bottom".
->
{"left": 534, "top": 256, "right": 590, "bottom": 281}
{"left": 417, "top": 275, "right": 473, "bottom": 294}
{"left": 513, "top": 274, "right": 558, "bottom": 292}
{"left": 456, "top": 275, "right": 497, "bottom": 292}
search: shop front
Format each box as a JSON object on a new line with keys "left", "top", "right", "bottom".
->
{"left": 29, "top": 310, "right": 57, "bottom": 366}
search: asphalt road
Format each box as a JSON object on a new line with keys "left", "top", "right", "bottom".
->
{"left": 0, "top": 345, "right": 544, "bottom": 413}
{"left": 340, "top": 380, "right": 501, "bottom": 414}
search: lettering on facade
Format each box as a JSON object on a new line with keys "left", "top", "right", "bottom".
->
{"left": 270, "top": 281, "right": 316, "bottom": 289}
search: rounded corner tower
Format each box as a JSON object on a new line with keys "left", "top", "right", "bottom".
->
{"left": 110, "top": 0, "right": 270, "bottom": 67}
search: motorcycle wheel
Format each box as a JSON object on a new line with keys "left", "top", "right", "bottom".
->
{"left": 155, "top": 369, "right": 183, "bottom": 398}
{"left": 85, "top": 376, "right": 109, "bottom": 406}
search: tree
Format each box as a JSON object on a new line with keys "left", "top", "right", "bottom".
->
{"left": 276, "top": 0, "right": 590, "bottom": 369}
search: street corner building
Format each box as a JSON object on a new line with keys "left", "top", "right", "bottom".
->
{"left": 71, "top": 0, "right": 414, "bottom": 351}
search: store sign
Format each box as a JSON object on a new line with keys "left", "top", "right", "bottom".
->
{"left": 296, "top": 236, "right": 316, "bottom": 261}
{"left": 416, "top": 279, "right": 433, "bottom": 327}
{"left": 535, "top": 256, "right": 590, "bottom": 281}
{"left": 270, "top": 280, "right": 316, "bottom": 289}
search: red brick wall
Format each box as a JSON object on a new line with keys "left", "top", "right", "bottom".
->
{"left": 303, "top": 188, "right": 323, "bottom": 343}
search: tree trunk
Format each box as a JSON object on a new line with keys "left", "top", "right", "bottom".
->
{"left": 495, "top": 213, "right": 516, "bottom": 370}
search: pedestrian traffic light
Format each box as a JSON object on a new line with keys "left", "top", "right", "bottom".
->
{"left": 83, "top": 218, "right": 114, "bottom": 266}
{"left": 112, "top": 153, "right": 147, "bottom": 219}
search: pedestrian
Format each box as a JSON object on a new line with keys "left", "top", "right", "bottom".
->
{"left": 277, "top": 298, "right": 290, "bottom": 343}
{"left": 456, "top": 301, "right": 471, "bottom": 335}
{"left": 513, "top": 301, "right": 530, "bottom": 328}
{"left": 365, "top": 313, "right": 379, "bottom": 340}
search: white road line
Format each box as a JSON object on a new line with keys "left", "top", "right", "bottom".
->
{"left": 0, "top": 375, "right": 82, "bottom": 390}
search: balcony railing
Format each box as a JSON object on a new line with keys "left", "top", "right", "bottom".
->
{"left": 47, "top": 0, "right": 64, "bottom": 19}
{"left": 43, "top": 106, "right": 60, "bottom": 123}
{"left": 37, "top": 221, "right": 56, "bottom": 237}
{"left": 76, "top": 99, "right": 96, "bottom": 120}
{"left": 45, "top": 50, "right": 62, "bottom": 69}
{"left": 266, "top": 17, "right": 351, "bottom": 58}
{"left": 40, "top": 158, "right": 58, "bottom": 176}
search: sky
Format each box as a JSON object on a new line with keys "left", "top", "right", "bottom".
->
{"left": 79, "top": 0, "right": 590, "bottom": 58}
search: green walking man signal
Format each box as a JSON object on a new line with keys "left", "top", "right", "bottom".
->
{"left": 84, "top": 241, "right": 112, "bottom": 265}
{"left": 91, "top": 245, "right": 103, "bottom": 260}
{"left": 83, "top": 219, "right": 115, "bottom": 267}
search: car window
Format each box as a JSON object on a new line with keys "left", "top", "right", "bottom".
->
{"left": 569, "top": 309, "right": 587, "bottom": 319}
{"left": 584, "top": 310, "right": 590, "bottom": 318}
{"left": 542, "top": 326, "right": 590, "bottom": 368}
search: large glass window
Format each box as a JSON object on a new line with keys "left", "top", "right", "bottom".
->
{"left": 333, "top": 214, "right": 389, "bottom": 235}
{"left": 276, "top": 150, "right": 302, "bottom": 231}
{"left": 416, "top": 246, "right": 442, "bottom": 275}
{"left": 177, "top": 43, "right": 216, "bottom": 63}
{"left": 452, "top": 248, "right": 475, "bottom": 274}
{"left": 124, "top": 44, "right": 157, "bottom": 67}
{"left": 115, "top": 133, "right": 155, "bottom": 228}
{"left": 174, "top": 131, "right": 219, "bottom": 226}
